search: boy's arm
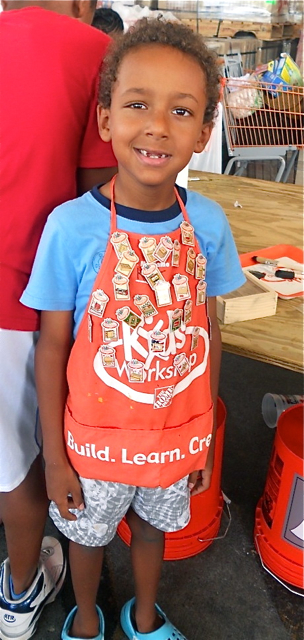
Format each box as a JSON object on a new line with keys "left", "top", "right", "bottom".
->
{"left": 189, "top": 296, "right": 222, "bottom": 495}
{"left": 35, "top": 310, "right": 84, "bottom": 520}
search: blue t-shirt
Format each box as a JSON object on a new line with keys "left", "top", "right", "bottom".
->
{"left": 21, "top": 186, "right": 245, "bottom": 337}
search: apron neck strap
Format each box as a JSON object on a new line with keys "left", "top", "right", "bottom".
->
{"left": 174, "top": 184, "right": 190, "bottom": 223}
{"left": 110, "top": 175, "right": 118, "bottom": 235}
{"left": 109, "top": 174, "right": 189, "bottom": 232}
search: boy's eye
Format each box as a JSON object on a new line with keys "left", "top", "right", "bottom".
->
{"left": 127, "top": 102, "right": 147, "bottom": 110}
{"left": 172, "top": 108, "right": 192, "bottom": 117}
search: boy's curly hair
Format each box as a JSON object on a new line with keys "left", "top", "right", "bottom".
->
{"left": 99, "top": 18, "right": 221, "bottom": 124}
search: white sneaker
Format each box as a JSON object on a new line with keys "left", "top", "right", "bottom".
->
{"left": 0, "top": 536, "right": 66, "bottom": 640}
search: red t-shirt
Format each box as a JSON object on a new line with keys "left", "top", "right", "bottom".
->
{"left": 0, "top": 7, "right": 116, "bottom": 330}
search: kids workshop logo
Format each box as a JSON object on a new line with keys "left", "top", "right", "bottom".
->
{"left": 93, "top": 313, "right": 209, "bottom": 408}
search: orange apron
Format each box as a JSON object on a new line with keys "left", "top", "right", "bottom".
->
{"left": 65, "top": 177, "right": 213, "bottom": 488}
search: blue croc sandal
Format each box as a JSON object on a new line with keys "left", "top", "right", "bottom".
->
{"left": 61, "top": 605, "right": 105, "bottom": 640}
{"left": 120, "top": 597, "right": 187, "bottom": 640}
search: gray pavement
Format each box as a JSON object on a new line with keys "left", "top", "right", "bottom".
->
{"left": 0, "top": 352, "right": 303, "bottom": 640}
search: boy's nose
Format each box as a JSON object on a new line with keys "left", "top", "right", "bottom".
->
{"left": 145, "top": 110, "right": 169, "bottom": 138}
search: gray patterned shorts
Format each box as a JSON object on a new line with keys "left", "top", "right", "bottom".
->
{"left": 49, "top": 476, "right": 190, "bottom": 547}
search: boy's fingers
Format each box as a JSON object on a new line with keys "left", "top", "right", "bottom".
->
{"left": 57, "top": 501, "right": 78, "bottom": 521}
{"left": 188, "top": 470, "right": 199, "bottom": 490}
{"left": 67, "top": 493, "right": 85, "bottom": 511}
{"left": 55, "top": 487, "right": 84, "bottom": 521}
{"left": 191, "top": 484, "right": 205, "bottom": 497}
{"left": 191, "top": 469, "right": 212, "bottom": 495}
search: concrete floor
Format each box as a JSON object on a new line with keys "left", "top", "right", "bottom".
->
{"left": 0, "top": 352, "right": 303, "bottom": 640}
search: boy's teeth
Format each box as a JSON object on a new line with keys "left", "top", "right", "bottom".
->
{"left": 140, "top": 149, "right": 166, "bottom": 159}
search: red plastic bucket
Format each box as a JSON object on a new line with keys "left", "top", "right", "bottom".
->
{"left": 117, "top": 397, "right": 227, "bottom": 560}
{"left": 254, "top": 403, "right": 304, "bottom": 592}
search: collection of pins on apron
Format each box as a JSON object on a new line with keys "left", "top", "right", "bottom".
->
{"left": 87, "top": 220, "right": 207, "bottom": 384}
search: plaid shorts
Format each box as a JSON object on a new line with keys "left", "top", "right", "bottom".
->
{"left": 49, "top": 476, "right": 190, "bottom": 547}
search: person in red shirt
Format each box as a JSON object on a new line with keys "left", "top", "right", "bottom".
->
{"left": 0, "top": 2, "right": 116, "bottom": 638}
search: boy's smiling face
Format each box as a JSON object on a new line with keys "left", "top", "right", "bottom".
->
{"left": 98, "top": 44, "right": 213, "bottom": 207}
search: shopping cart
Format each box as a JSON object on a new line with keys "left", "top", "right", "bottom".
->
{"left": 222, "top": 69, "right": 304, "bottom": 182}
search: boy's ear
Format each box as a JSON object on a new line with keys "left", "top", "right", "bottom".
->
{"left": 193, "top": 122, "right": 213, "bottom": 154}
{"left": 97, "top": 105, "right": 112, "bottom": 142}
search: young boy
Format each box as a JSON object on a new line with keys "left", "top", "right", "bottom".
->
{"left": 21, "top": 18, "right": 245, "bottom": 640}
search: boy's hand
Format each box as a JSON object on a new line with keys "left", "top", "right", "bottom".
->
{"left": 45, "top": 459, "right": 84, "bottom": 521}
{"left": 188, "top": 435, "right": 215, "bottom": 496}
{"left": 188, "top": 466, "right": 213, "bottom": 496}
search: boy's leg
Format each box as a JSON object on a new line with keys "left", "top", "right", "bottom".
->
{"left": 68, "top": 541, "right": 104, "bottom": 638}
{"left": 125, "top": 477, "right": 191, "bottom": 635}
{"left": 127, "top": 508, "right": 164, "bottom": 633}
{"left": 0, "top": 454, "right": 48, "bottom": 593}
{"left": 0, "top": 329, "right": 49, "bottom": 594}
{"left": 49, "top": 478, "right": 136, "bottom": 637}
{"left": 0, "top": 331, "right": 65, "bottom": 640}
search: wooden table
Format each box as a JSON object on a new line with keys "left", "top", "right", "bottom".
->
{"left": 188, "top": 171, "right": 303, "bottom": 373}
